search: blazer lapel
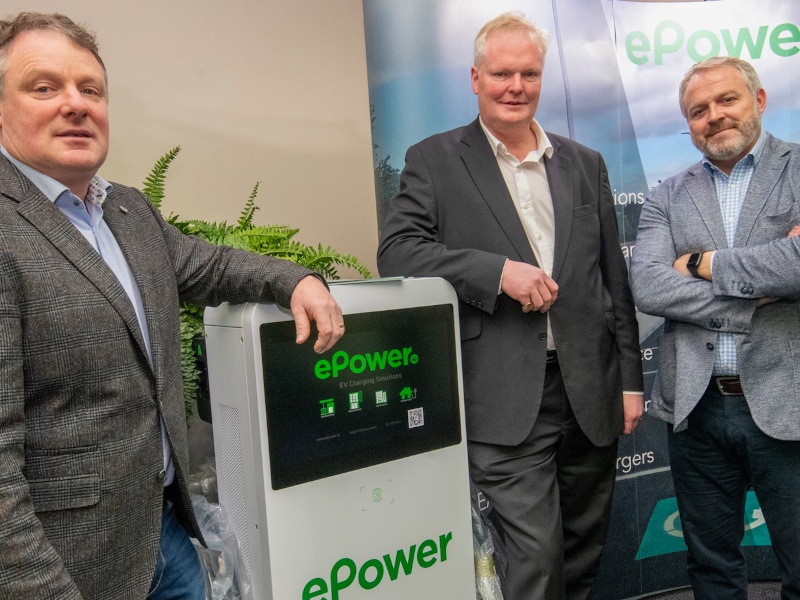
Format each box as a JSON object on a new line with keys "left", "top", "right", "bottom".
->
{"left": 3, "top": 160, "right": 151, "bottom": 367}
{"left": 682, "top": 163, "right": 729, "bottom": 249}
{"left": 102, "top": 191, "right": 161, "bottom": 379}
{"left": 544, "top": 139, "right": 572, "bottom": 281}
{"left": 733, "top": 134, "right": 790, "bottom": 248}
{"left": 459, "top": 119, "right": 538, "bottom": 266}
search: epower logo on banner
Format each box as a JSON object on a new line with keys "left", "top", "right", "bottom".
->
{"left": 625, "top": 20, "right": 800, "bottom": 64}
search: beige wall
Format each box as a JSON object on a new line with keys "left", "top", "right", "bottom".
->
{"left": 2, "top": 0, "right": 378, "bottom": 277}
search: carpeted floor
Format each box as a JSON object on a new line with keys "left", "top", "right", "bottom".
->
{"left": 643, "top": 580, "right": 781, "bottom": 599}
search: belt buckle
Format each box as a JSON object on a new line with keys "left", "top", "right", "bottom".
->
{"left": 714, "top": 376, "right": 740, "bottom": 396}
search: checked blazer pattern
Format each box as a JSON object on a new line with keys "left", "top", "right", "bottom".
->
{"left": 0, "top": 153, "right": 313, "bottom": 599}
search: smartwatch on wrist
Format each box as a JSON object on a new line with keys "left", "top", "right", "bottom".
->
{"left": 686, "top": 252, "right": 704, "bottom": 278}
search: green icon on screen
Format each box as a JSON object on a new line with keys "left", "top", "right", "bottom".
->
{"left": 348, "top": 391, "right": 363, "bottom": 412}
{"left": 320, "top": 399, "right": 335, "bottom": 418}
{"left": 399, "top": 387, "right": 417, "bottom": 402}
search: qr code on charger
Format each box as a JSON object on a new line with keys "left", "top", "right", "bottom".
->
{"left": 408, "top": 407, "right": 424, "bottom": 428}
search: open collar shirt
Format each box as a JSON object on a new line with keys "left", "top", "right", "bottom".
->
{"left": 703, "top": 130, "right": 766, "bottom": 376}
{"left": 480, "top": 118, "right": 556, "bottom": 350}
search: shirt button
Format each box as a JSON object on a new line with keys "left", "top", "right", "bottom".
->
{"left": 156, "top": 470, "right": 166, "bottom": 483}
{"left": 73, "top": 200, "right": 80, "bottom": 206}
{"left": 727, "top": 363, "right": 733, "bottom": 369}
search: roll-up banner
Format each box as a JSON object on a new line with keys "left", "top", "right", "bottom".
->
{"left": 363, "top": 1, "right": 799, "bottom": 597}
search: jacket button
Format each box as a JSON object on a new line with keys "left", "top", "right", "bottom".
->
{"left": 157, "top": 469, "right": 166, "bottom": 482}
{"left": 538, "top": 332, "right": 547, "bottom": 340}
{"left": 706, "top": 343, "right": 714, "bottom": 351}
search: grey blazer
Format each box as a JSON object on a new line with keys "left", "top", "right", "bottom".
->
{"left": 630, "top": 133, "right": 800, "bottom": 441}
{"left": 378, "top": 118, "right": 642, "bottom": 448}
{"left": 0, "top": 154, "right": 313, "bottom": 599}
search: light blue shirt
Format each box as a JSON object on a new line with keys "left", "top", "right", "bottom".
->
{"left": 703, "top": 130, "right": 766, "bottom": 376}
{"left": 2, "top": 146, "right": 174, "bottom": 486}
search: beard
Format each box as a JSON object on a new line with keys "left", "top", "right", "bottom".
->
{"left": 692, "top": 106, "right": 761, "bottom": 163}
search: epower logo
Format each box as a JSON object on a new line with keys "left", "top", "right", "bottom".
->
{"left": 314, "top": 347, "right": 418, "bottom": 380}
{"left": 302, "top": 532, "right": 453, "bottom": 599}
{"left": 626, "top": 20, "right": 800, "bottom": 65}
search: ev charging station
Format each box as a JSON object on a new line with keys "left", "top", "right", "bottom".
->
{"left": 204, "top": 278, "right": 475, "bottom": 599}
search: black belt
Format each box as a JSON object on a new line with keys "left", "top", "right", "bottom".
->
{"left": 709, "top": 375, "right": 742, "bottom": 396}
{"left": 546, "top": 350, "right": 558, "bottom": 364}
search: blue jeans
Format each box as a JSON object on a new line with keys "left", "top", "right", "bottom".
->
{"left": 669, "top": 387, "right": 800, "bottom": 600}
{"left": 148, "top": 498, "right": 207, "bottom": 600}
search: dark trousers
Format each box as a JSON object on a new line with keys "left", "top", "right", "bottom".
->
{"left": 669, "top": 387, "right": 800, "bottom": 600}
{"left": 468, "top": 361, "right": 618, "bottom": 600}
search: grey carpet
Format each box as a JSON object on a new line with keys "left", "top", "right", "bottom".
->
{"left": 643, "top": 580, "right": 781, "bottom": 599}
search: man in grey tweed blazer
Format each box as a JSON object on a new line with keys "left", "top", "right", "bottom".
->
{"left": 0, "top": 12, "right": 344, "bottom": 600}
{"left": 631, "top": 57, "right": 800, "bottom": 599}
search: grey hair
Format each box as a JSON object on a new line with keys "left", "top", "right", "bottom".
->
{"left": 678, "top": 56, "right": 762, "bottom": 118}
{"left": 474, "top": 12, "right": 549, "bottom": 70}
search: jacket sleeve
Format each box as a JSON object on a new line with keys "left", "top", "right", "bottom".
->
{"left": 630, "top": 182, "right": 757, "bottom": 333}
{"left": 595, "top": 155, "right": 643, "bottom": 392}
{"left": 138, "top": 189, "right": 317, "bottom": 309}
{"left": 711, "top": 237, "right": 800, "bottom": 299}
{"left": 377, "top": 143, "right": 507, "bottom": 313}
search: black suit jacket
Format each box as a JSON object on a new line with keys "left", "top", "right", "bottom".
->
{"left": 378, "top": 118, "right": 642, "bottom": 447}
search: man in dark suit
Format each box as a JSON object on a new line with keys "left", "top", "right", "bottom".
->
{"left": 377, "top": 12, "right": 643, "bottom": 600}
{"left": 0, "top": 12, "right": 343, "bottom": 600}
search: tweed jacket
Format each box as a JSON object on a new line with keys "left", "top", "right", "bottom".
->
{"left": 0, "top": 154, "right": 313, "bottom": 599}
{"left": 630, "top": 133, "right": 800, "bottom": 440}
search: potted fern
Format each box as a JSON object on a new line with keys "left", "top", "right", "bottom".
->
{"left": 141, "top": 147, "right": 371, "bottom": 422}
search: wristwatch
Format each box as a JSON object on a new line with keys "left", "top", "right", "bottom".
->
{"left": 686, "top": 252, "right": 704, "bottom": 278}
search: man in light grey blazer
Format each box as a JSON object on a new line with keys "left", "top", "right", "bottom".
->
{"left": 379, "top": 13, "right": 643, "bottom": 600}
{"left": 0, "top": 12, "right": 344, "bottom": 600}
{"left": 630, "top": 56, "right": 800, "bottom": 599}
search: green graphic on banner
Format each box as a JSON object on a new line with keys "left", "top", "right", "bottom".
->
{"left": 636, "top": 491, "right": 773, "bottom": 560}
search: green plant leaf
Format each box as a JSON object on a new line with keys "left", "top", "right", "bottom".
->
{"left": 179, "top": 302, "right": 204, "bottom": 426}
{"left": 236, "top": 182, "right": 261, "bottom": 230}
{"left": 142, "top": 146, "right": 181, "bottom": 210}
{"left": 145, "top": 146, "right": 372, "bottom": 426}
